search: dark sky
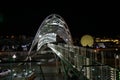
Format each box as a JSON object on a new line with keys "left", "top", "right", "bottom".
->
{"left": 0, "top": 5, "right": 118, "bottom": 38}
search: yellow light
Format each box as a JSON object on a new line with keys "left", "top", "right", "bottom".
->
{"left": 80, "top": 35, "right": 94, "bottom": 47}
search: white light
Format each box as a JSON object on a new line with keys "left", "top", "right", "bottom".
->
{"left": 29, "top": 70, "right": 32, "bottom": 73}
{"left": 13, "top": 73, "right": 17, "bottom": 76}
{"left": 73, "top": 65, "right": 76, "bottom": 68}
{"left": 115, "top": 48, "right": 118, "bottom": 51}
{"left": 12, "top": 54, "right": 16, "bottom": 59}
{"left": 39, "top": 35, "right": 42, "bottom": 38}
{"left": 92, "top": 68, "right": 95, "bottom": 71}
{"left": 12, "top": 69, "right": 15, "bottom": 72}
{"left": 116, "top": 55, "right": 119, "bottom": 59}
{"left": 24, "top": 72, "right": 28, "bottom": 76}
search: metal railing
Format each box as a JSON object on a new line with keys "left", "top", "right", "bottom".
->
{"left": 48, "top": 43, "right": 120, "bottom": 80}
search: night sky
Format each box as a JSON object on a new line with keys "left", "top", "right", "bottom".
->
{"left": 0, "top": 5, "right": 119, "bottom": 38}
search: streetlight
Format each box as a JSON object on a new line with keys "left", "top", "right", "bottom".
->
{"left": 10, "top": 54, "right": 16, "bottom": 80}
{"left": 12, "top": 54, "right": 16, "bottom": 59}
{"left": 12, "top": 54, "right": 16, "bottom": 61}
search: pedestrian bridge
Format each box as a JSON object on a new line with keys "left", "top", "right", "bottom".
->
{"left": 26, "top": 14, "right": 120, "bottom": 80}
{"left": 0, "top": 14, "right": 120, "bottom": 80}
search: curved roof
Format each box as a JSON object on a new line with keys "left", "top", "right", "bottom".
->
{"left": 28, "top": 14, "right": 73, "bottom": 54}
